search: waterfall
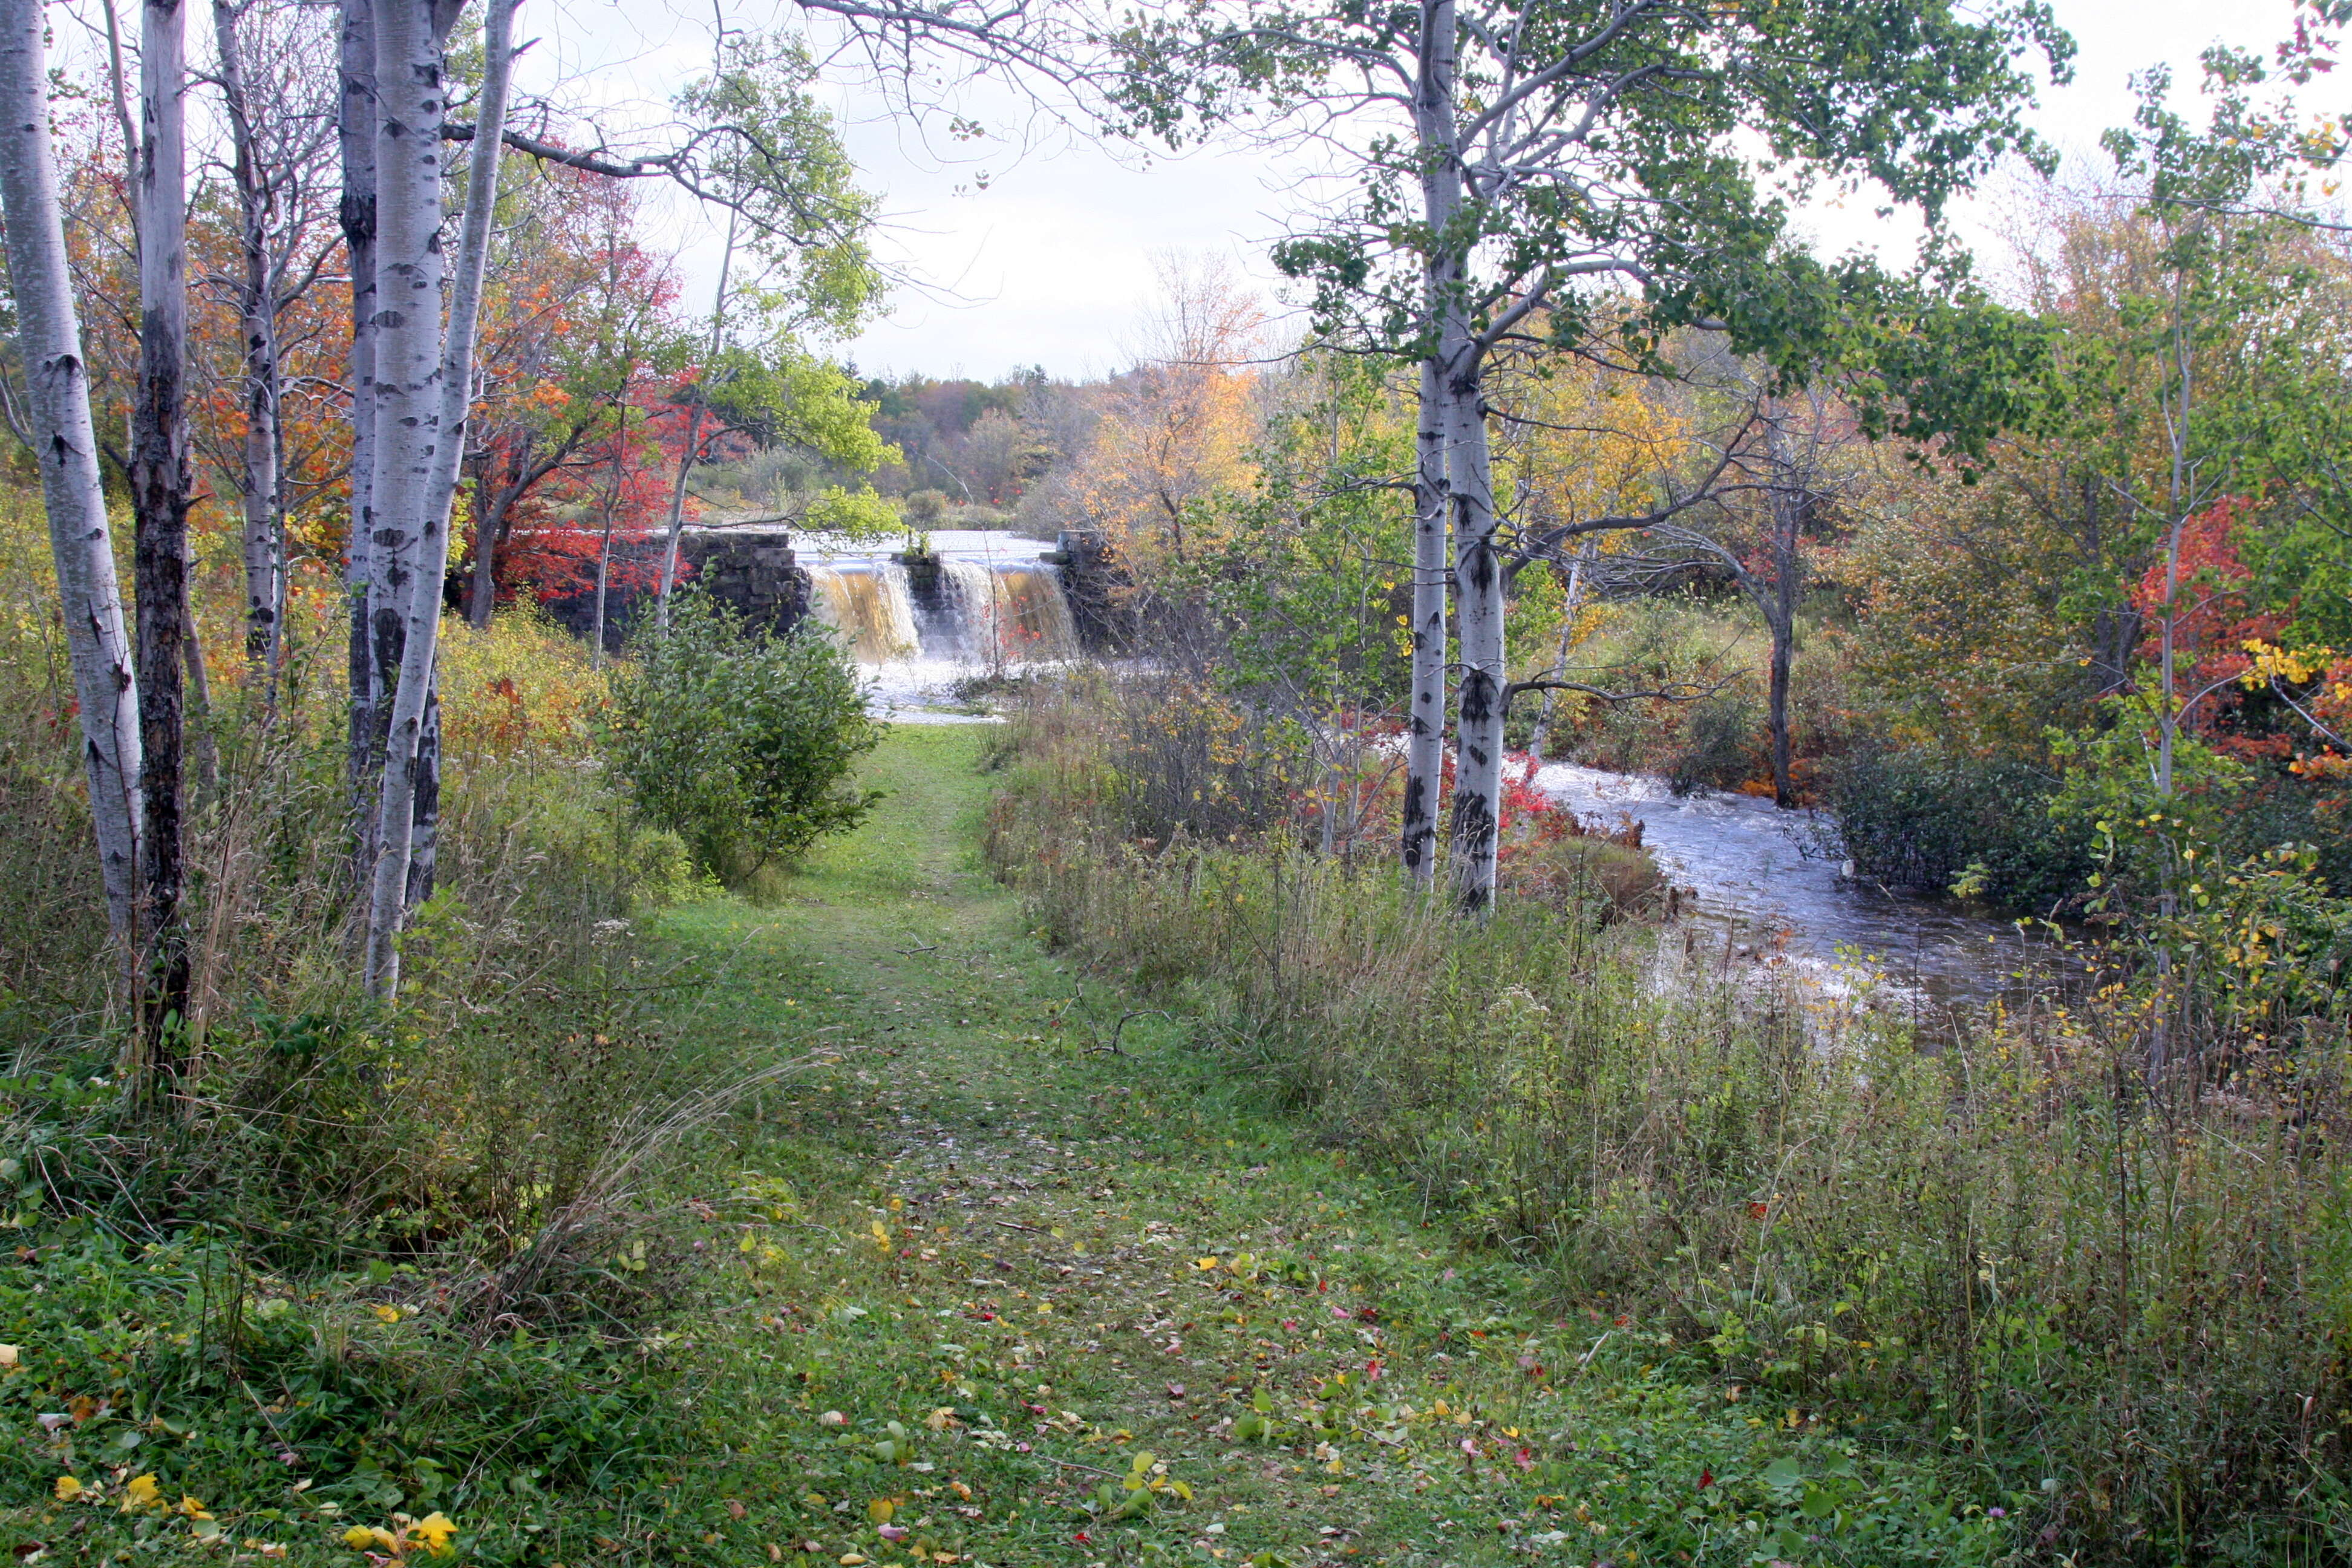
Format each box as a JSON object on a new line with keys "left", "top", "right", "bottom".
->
{"left": 805, "top": 562, "right": 920, "bottom": 664}
{"left": 802, "top": 537, "right": 1079, "bottom": 668}
{"left": 938, "top": 559, "right": 1078, "bottom": 665}
{"left": 994, "top": 563, "right": 1079, "bottom": 661}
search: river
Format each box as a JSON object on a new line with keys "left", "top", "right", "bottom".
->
{"left": 1534, "top": 760, "right": 2052, "bottom": 1007}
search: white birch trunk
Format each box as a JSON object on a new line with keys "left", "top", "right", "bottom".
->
{"left": 214, "top": 0, "right": 283, "bottom": 673}
{"left": 1525, "top": 541, "right": 1590, "bottom": 762}
{"left": 1445, "top": 342, "right": 1504, "bottom": 913}
{"left": 364, "top": 0, "right": 512, "bottom": 996}
{"left": 0, "top": 0, "right": 143, "bottom": 937}
{"left": 1399, "top": 0, "right": 1457, "bottom": 888}
{"left": 339, "top": 0, "right": 381, "bottom": 837}
{"left": 1402, "top": 354, "right": 1448, "bottom": 885}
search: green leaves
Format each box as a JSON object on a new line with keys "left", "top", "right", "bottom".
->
{"left": 601, "top": 593, "right": 883, "bottom": 883}
{"left": 674, "top": 30, "right": 882, "bottom": 341}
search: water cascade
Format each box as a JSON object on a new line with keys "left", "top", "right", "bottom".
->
{"left": 800, "top": 531, "right": 1080, "bottom": 671}
{"left": 938, "top": 560, "right": 1079, "bottom": 664}
{"left": 804, "top": 562, "right": 921, "bottom": 664}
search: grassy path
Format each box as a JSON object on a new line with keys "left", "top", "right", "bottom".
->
{"left": 641, "top": 727, "right": 1999, "bottom": 1568}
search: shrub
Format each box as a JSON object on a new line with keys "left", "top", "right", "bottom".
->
{"left": 1831, "top": 745, "right": 2093, "bottom": 913}
{"left": 602, "top": 592, "right": 882, "bottom": 882}
{"left": 1665, "top": 691, "right": 1762, "bottom": 795}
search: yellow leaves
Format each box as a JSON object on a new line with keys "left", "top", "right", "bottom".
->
{"left": 867, "top": 1497, "right": 896, "bottom": 1524}
{"left": 925, "top": 1406, "right": 959, "bottom": 1432}
{"left": 1194, "top": 1256, "right": 1221, "bottom": 1271}
{"left": 2240, "top": 638, "right": 2337, "bottom": 690}
{"left": 124, "top": 1473, "right": 161, "bottom": 1509}
{"left": 53, "top": 1475, "right": 80, "bottom": 1501}
{"left": 344, "top": 1512, "right": 458, "bottom": 1560}
{"left": 373, "top": 1305, "right": 403, "bottom": 1324}
{"left": 412, "top": 1513, "right": 457, "bottom": 1555}
{"left": 871, "top": 1220, "right": 893, "bottom": 1251}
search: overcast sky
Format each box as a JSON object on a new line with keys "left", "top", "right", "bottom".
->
{"left": 520, "top": 0, "right": 2310, "bottom": 383}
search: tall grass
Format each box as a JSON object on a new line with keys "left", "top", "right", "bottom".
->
{"left": 0, "top": 483, "right": 724, "bottom": 1275}
{"left": 988, "top": 676, "right": 2352, "bottom": 1565}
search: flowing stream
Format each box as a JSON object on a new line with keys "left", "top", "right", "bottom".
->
{"left": 1534, "top": 760, "right": 2051, "bottom": 1007}
{"left": 799, "top": 529, "right": 1077, "bottom": 721}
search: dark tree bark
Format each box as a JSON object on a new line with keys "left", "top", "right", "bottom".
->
{"left": 131, "top": 0, "right": 192, "bottom": 1076}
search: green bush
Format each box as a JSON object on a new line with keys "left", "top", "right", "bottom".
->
{"left": 603, "top": 593, "right": 882, "bottom": 882}
{"left": 1830, "top": 745, "right": 2093, "bottom": 914}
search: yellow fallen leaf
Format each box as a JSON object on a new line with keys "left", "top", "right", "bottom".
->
{"left": 124, "top": 1474, "right": 160, "bottom": 1509}
{"left": 178, "top": 1495, "right": 213, "bottom": 1520}
{"left": 53, "top": 1475, "right": 81, "bottom": 1501}
{"left": 840, "top": 1555, "right": 869, "bottom": 1566}
{"left": 1194, "top": 1257, "right": 1220, "bottom": 1270}
{"left": 373, "top": 1305, "right": 402, "bottom": 1324}
{"left": 342, "top": 1526, "right": 379, "bottom": 1549}
{"left": 411, "top": 1511, "right": 458, "bottom": 1556}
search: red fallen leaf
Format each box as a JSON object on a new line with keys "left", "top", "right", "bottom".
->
{"left": 1697, "top": 1468, "right": 1714, "bottom": 1489}
{"left": 1165, "top": 1383, "right": 1186, "bottom": 1400}
{"left": 1073, "top": 1532, "right": 1091, "bottom": 1544}
{"left": 1023, "top": 1402, "right": 1048, "bottom": 1416}
{"left": 1514, "top": 1448, "right": 1535, "bottom": 1471}
{"left": 1746, "top": 1201, "right": 1771, "bottom": 1220}
{"left": 1355, "top": 1307, "right": 1379, "bottom": 1323}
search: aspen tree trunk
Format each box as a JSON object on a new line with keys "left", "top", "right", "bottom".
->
{"left": 1766, "top": 544, "right": 1795, "bottom": 807}
{"left": 1402, "top": 355, "right": 1449, "bottom": 887}
{"left": 656, "top": 209, "right": 737, "bottom": 632}
{"left": 1398, "top": 0, "right": 1457, "bottom": 888}
{"left": 131, "top": 0, "right": 192, "bottom": 1064}
{"left": 0, "top": 0, "right": 144, "bottom": 939}
{"left": 1525, "top": 541, "right": 1590, "bottom": 762}
{"left": 1762, "top": 405, "right": 1800, "bottom": 808}
{"left": 365, "top": 0, "right": 512, "bottom": 997}
{"left": 1445, "top": 341, "right": 1505, "bottom": 913}
{"left": 339, "top": 0, "right": 382, "bottom": 846}
{"left": 214, "top": 0, "right": 284, "bottom": 674}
